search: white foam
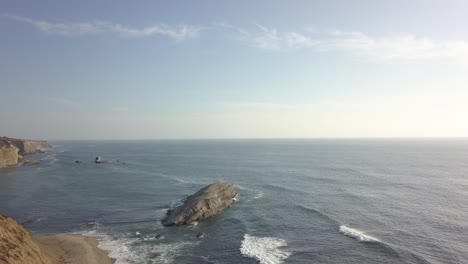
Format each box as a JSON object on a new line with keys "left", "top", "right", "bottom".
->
{"left": 236, "top": 185, "right": 264, "bottom": 201}
{"left": 40, "top": 154, "right": 58, "bottom": 164}
{"left": 339, "top": 225, "right": 379, "bottom": 242}
{"left": 149, "top": 241, "right": 197, "bottom": 264}
{"left": 254, "top": 191, "right": 264, "bottom": 199}
{"left": 82, "top": 231, "right": 135, "bottom": 264}
{"left": 81, "top": 229, "right": 198, "bottom": 264}
{"left": 169, "top": 198, "right": 185, "bottom": 209}
{"left": 240, "top": 234, "right": 291, "bottom": 264}
{"left": 154, "top": 172, "right": 188, "bottom": 184}
{"left": 173, "top": 177, "right": 187, "bottom": 183}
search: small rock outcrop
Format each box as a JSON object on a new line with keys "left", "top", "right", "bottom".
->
{"left": 162, "top": 182, "right": 237, "bottom": 226}
{"left": 0, "top": 214, "right": 51, "bottom": 264}
{"left": 95, "top": 156, "right": 111, "bottom": 163}
{"left": 0, "top": 140, "right": 20, "bottom": 167}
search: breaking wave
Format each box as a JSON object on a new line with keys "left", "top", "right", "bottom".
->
{"left": 240, "top": 234, "right": 291, "bottom": 264}
{"left": 339, "top": 225, "right": 379, "bottom": 242}
{"left": 81, "top": 229, "right": 197, "bottom": 264}
{"left": 80, "top": 230, "right": 133, "bottom": 264}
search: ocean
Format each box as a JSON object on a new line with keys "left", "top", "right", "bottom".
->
{"left": 1, "top": 139, "right": 467, "bottom": 264}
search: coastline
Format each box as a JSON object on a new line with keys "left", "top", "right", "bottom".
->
{"left": 0, "top": 137, "right": 49, "bottom": 167}
{"left": 33, "top": 234, "right": 115, "bottom": 264}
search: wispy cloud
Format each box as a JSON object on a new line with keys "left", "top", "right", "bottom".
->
{"left": 223, "top": 24, "right": 468, "bottom": 61}
{"left": 47, "top": 97, "right": 78, "bottom": 106}
{"left": 5, "top": 14, "right": 201, "bottom": 41}
{"left": 111, "top": 107, "right": 129, "bottom": 112}
{"left": 223, "top": 101, "right": 299, "bottom": 111}
{"left": 6, "top": 15, "right": 468, "bottom": 61}
{"left": 220, "top": 23, "right": 321, "bottom": 51}
{"left": 328, "top": 31, "right": 468, "bottom": 60}
{"left": 286, "top": 32, "right": 317, "bottom": 49}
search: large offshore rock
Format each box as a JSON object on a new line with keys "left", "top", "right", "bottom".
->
{"left": 162, "top": 182, "right": 237, "bottom": 226}
{"left": 0, "top": 214, "right": 51, "bottom": 264}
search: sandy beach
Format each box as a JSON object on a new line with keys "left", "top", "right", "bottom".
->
{"left": 33, "top": 234, "right": 115, "bottom": 264}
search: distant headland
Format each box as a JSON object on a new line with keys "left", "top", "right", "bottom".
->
{"left": 0, "top": 137, "right": 50, "bottom": 167}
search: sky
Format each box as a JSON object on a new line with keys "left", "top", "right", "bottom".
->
{"left": 1, "top": 0, "right": 468, "bottom": 140}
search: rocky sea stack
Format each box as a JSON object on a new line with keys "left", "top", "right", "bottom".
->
{"left": 162, "top": 182, "right": 237, "bottom": 226}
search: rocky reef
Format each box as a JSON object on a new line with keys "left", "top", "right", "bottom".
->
{"left": 0, "top": 137, "right": 49, "bottom": 167}
{"left": 162, "top": 182, "right": 237, "bottom": 226}
{"left": 0, "top": 214, "right": 51, "bottom": 264}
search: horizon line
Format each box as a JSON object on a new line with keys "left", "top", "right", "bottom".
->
{"left": 43, "top": 136, "right": 468, "bottom": 141}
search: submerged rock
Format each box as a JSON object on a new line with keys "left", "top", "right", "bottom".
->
{"left": 196, "top": 232, "right": 205, "bottom": 239}
{"left": 24, "top": 160, "right": 41, "bottom": 165}
{"left": 162, "top": 182, "right": 237, "bottom": 226}
{"left": 85, "top": 221, "right": 96, "bottom": 228}
{"left": 148, "top": 252, "right": 160, "bottom": 259}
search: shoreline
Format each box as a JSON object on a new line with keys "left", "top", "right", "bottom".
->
{"left": 33, "top": 234, "right": 115, "bottom": 264}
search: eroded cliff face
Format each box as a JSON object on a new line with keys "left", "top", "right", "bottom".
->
{"left": 0, "top": 137, "right": 49, "bottom": 167}
{"left": 0, "top": 141, "right": 20, "bottom": 167}
{"left": 3, "top": 138, "right": 49, "bottom": 155}
{"left": 0, "top": 214, "right": 51, "bottom": 264}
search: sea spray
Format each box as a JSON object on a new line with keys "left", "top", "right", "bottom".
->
{"left": 339, "top": 225, "right": 379, "bottom": 242}
{"left": 240, "top": 234, "right": 291, "bottom": 264}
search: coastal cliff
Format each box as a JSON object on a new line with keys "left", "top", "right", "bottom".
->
{"left": 0, "top": 141, "right": 20, "bottom": 167}
{"left": 0, "top": 137, "right": 49, "bottom": 167}
{"left": 0, "top": 214, "right": 51, "bottom": 264}
{"left": 0, "top": 214, "right": 114, "bottom": 264}
{"left": 2, "top": 137, "right": 49, "bottom": 155}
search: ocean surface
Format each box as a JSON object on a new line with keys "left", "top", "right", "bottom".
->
{"left": 1, "top": 139, "right": 468, "bottom": 264}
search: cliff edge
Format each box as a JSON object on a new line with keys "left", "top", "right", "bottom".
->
{"left": 0, "top": 141, "right": 20, "bottom": 167}
{"left": 0, "top": 214, "right": 115, "bottom": 264}
{"left": 1, "top": 137, "right": 49, "bottom": 155}
{"left": 0, "top": 214, "right": 51, "bottom": 264}
{"left": 0, "top": 137, "right": 49, "bottom": 167}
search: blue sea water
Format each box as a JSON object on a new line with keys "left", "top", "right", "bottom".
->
{"left": 1, "top": 139, "right": 468, "bottom": 264}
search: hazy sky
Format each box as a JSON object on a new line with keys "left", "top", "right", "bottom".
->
{"left": 1, "top": 0, "right": 468, "bottom": 139}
